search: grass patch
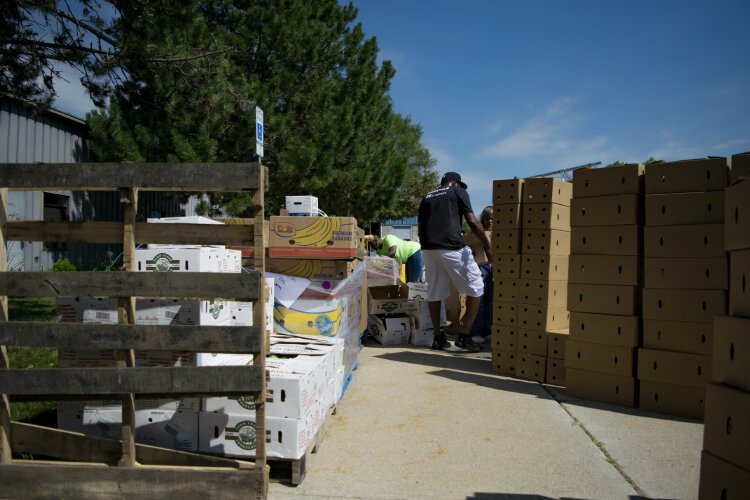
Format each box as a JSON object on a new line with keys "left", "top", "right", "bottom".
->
{"left": 7, "top": 296, "right": 58, "bottom": 422}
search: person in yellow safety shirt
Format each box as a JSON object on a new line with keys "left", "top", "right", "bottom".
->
{"left": 464, "top": 206, "right": 493, "bottom": 344}
{"left": 365, "top": 234, "right": 424, "bottom": 283}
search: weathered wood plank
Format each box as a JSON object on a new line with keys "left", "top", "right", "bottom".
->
{"left": 0, "top": 322, "right": 261, "bottom": 352}
{"left": 2, "top": 366, "right": 263, "bottom": 399}
{"left": 0, "top": 163, "right": 262, "bottom": 192}
{"left": 7, "top": 221, "right": 255, "bottom": 245}
{"left": 11, "top": 422, "right": 255, "bottom": 469}
{"left": 0, "top": 271, "right": 260, "bottom": 300}
{"left": 252, "top": 167, "right": 268, "bottom": 467}
{"left": 1, "top": 187, "right": 11, "bottom": 464}
{"left": 0, "top": 463, "right": 267, "bottom": 500}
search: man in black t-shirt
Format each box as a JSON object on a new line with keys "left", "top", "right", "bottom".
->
{"left": 418, "top": 172, "right": 493, "bottom": 351}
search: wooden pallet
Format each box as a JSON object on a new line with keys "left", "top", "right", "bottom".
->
{"left": 0, "top": 162, "right": 270, "bottom": 499}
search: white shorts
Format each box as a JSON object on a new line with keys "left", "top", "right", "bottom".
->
{"left": 423, "top": 247, "right": 484, "bottom": 302}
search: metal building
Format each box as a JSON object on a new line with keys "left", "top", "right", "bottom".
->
{"left": 0, "top": 97, "right": 202, "bottom": 270}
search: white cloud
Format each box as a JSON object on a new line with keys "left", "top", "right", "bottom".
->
{"left": 425, "top": 138, "right": 458, "bottom": 172}
{"left": 478, "top": 97, "right": 616, "bottom": 170}
{"left": 712, "top": 138, "right": 749, "bottom": 151}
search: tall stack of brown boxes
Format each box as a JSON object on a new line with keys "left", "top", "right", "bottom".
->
{"left": 490, "top": 178, "right": 525, "bottom": 376}
{"left": 565, "top": 164, "right": 644, "bottom": 407}
{"left": 515, "top": 178, "right": 572, "bottom": 384}
{"left": 699, "top": 156, "right": 750, "bottom": 496}
{"left": 638, "top": 158, "right": 728, "bottom": 419}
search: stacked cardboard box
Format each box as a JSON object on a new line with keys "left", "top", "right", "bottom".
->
{"left": 491, "top": 178, "right": 572, "bottom": 382}
{"left": 698, "top": 175, "right": 750, "bottom": 496}
{"left": 565, "top": 164, "right": 644, "bottom": 407}
{"left": 638, "top": 158, "right": 729, "bottom": 419}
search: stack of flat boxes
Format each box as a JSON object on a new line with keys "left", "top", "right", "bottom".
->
{"left": 639, "top": 158, "right": 729, "bottom": 419}
{"left": 699, "top": 155, "right": 750, "bottom": 495}
{"left": 565, "top": 164, "right": 644, "bottom": 407}
{"left": 490, "top": 178, "right": 572, "bottom": 383}
{"left": 490, "top": 178, "right": 524, "bottom": 376}
{"left": 516, "top": 178, "right": 572, "bottom": 384}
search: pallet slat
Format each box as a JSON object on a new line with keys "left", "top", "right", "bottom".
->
{"left": 0, "top": 463, "right": 267, "bottom": 500}
{"left": 11, "top": 422, "right": 255, "bottom": 469}
{"left": 7, "top": 221, "right": 255, "bottom": 245}
{"left": 0, "top": 271, "right": 260, "bottom": 299}
{"left": 0, "top": 322, "right": 261, "bottom": 352}
{"left": 0, "top": 163, "right": 262, "bottom": 191}
{"left": 2, "top": 366, "right": 263, "bottom": 399}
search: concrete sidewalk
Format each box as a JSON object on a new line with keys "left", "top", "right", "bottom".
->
{"left": 269, "top": 345, "right": 703, "bottom": 499}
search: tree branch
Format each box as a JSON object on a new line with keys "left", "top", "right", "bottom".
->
{"left": 3, "top": 38, "right": 115, "bottom": 57}
{"left": 51, "top": 4, "right": 117, "bottom": 46}
{"left": 149, "top": 47, "right": 238, "bottom": 63}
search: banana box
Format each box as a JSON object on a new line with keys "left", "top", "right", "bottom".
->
{"left": 266, "top": 258, "right": 356, "bottom": 281}
{"left": 273, "top": 298, "right": 344, "bottom": 337}
{"left": 268, "top": 216, "right": 361, "bottom": 259}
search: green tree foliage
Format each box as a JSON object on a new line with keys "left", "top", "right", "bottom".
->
{"left": 50, "top": 258, "right": 76, "bottom": 272}
{"left": 6, "top": 1, "right": 436, "bottom": 222}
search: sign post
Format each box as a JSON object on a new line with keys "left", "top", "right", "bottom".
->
{"left": 255, "top": 107, "right": 264, "bottom": 159}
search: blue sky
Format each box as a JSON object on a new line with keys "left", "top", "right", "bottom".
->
{"left": 350, "top": 0, "right": 750, "bottom": 211}
{"left": 53, "top": 0, "right": 750, "bottom": 213}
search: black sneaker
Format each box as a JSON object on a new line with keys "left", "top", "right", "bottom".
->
{"left": 432, "top": 334, "right": 451, "bottom": 350}
{"left": 455, "top": 335, "right": 482, "bottom": 352}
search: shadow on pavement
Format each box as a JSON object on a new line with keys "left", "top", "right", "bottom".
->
{"left": 467, "top": 494, "right": 648, "bottom": 500}
{"left": 374, "top": 349, "right": 492, "bottom": 373}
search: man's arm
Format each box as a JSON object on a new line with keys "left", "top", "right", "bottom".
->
{"left": 465, "top": 212, "right": 492, "bottom": 263}
{"left": 385, "top": 245, "right": 398, "bottom": 258}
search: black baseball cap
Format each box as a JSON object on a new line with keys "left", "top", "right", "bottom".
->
{"left": 441, "top": 172, "right": 467, "bottom": 189}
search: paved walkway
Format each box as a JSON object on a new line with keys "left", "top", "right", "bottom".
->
{"left": 269, "top": 344, "right": 703, "bottom": 499}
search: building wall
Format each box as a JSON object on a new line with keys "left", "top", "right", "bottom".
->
{"left": 1, "top": 98, "right": 201, "bottom": 271}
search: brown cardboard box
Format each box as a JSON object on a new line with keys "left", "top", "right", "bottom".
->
{"left": 520, "top": 254, "right": 569, "bottom": 281}
{"left": 547, "top": 329, "right": 569, "bottom": 359}
{"left": 727, "top": 182, "right": 750, "bottom": 260}
{"left": 645, "top": 191, "right": 724, "bottom": 226}
{"left": 573, "top": 163, "right": 644, "bottom": 197}
{"left": 494, "top": 277, "right": 520, "bottom": 303}
{"left": 704, "top": 382, "right": 750, "bottom": 471}
{"left": 523, "top": 203, "right": 571, "bottom": 230}
{"left": 268, "top": 216, "right": 361, "bottom": 259}
{"left": 644, "top": 257, "right": 728, "bottom": 290}
{"left": 492, "top": 229, "right": 522, "bottom": 254}
{"left": 567, "top": 283, "right": 640, "bottom": 315}
{"left": 637, "top": 348, "right": 712, "bottom": 388}
{"left": 571, "top": 194, "right": 641, "bottom": 227}
{"left": 644, "top": 158, "right": 729, "bottom": 194}
{"left": 565, "top": 340, "right": 635, "bottom": 377}
{"left": 523, "top": 178, "right": 572, "bottom": 206}
{"left": 568, "top": 254, "right": 641, "bottom": 286}
{"left": 565, "top": 368, "right": 636, "bottom": 407}
{"left": 725, "top": 179, "right": 750, "bottom": 251}
{"left": 491, "top": 325, "right": 518, "bottom": 352}
{"left": 493, "top": 179, "right": 524, "bottom": 205}
{"left": 730, "top": 151, "right": 750, "bottom": 184}
{"left": 713, "top": 316, "right": 750, "bottom": 392}
{"left": 642, "top": 288, "right": 726, "bottom": 323}
{"left": 644, "top": 224, "right": 725, "bottom": 257}
{"left": 266, "top": 258, "right": 356, "bottom": 281}
{"left": 569, "top": 312, "right": 640, "bottom": 347}
{"left": 494, "top": 301, "right": 519, "bottom": 328}
{"left": 493, "top": 253, "right": 522, "bottom": 279}
{"left": 642, "top": 319, "right": 713, "bottom": 355}
{"left": 545, "top": 358, "right": 566, "bottom": 386}
{"left": 570, "top": 225, "right": 641, "bottom": 256}
{"left": 515, "top": 353, "right": 547, "bottom": 382}
{"left": 519, "top": 279, "right": 567, "bottom": 306}
{"left": 698, "top": 451, "right": 750, "bottom": 500}
{"left": 491, "top": 349, "right": 516, "bottom": 376}
{"left": 516, "top": 328, "right": 548, "bottom": 356}
{"left": 638, "top": 380, "right": 705, "bottom": 420}
{"left": 518, "top": 304, "right": 569, "bottom": 331}
{"left": 492, "top": 203, "right": 523, "bottom": 229}
{"left": 521, "top": 229, "right": 571, "bottom": 255}
{"left": 730, "top": 249, "right": 750, "bottom": 318}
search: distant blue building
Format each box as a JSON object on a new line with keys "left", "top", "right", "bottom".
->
{"left": 374, "top": 216, "right": 419, "bottom": 242}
